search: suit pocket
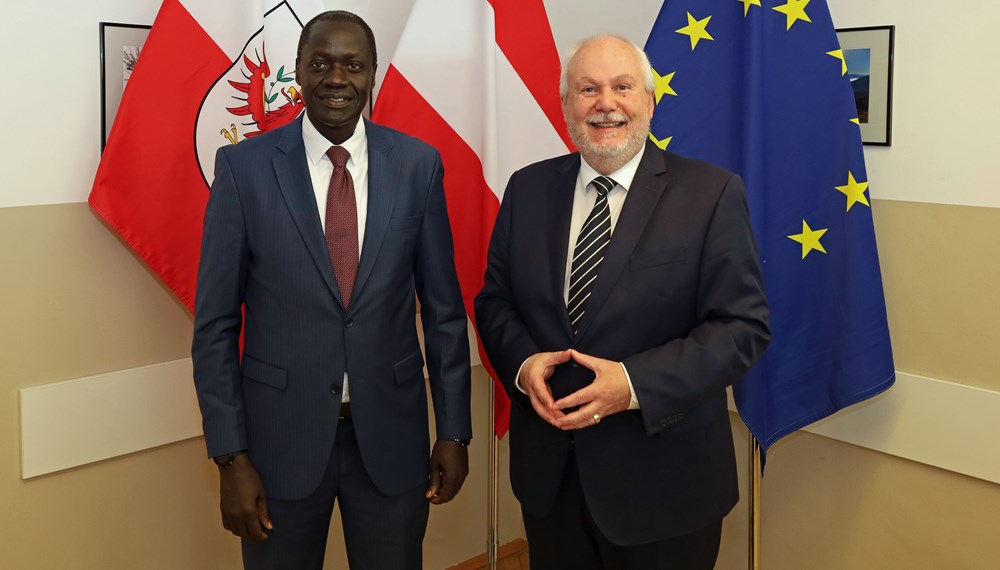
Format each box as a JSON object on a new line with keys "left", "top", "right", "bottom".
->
{"left": 241, "top": 354, "right": 287, "bottom": 390}
{"left": 629, "top": 247, "right": 686, "bottom": 270}
{"left": 390, "top": 215, "right": 423, "bottom": 232}
{"left": 393, "top": 349, "right": 426, "bottom": 385}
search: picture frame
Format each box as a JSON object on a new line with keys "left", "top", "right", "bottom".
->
{"left": 835, "top": 25, "right": 895, "bottom": 146}
{"left": 100, "top": 22, "right": 151, "bottom": 152}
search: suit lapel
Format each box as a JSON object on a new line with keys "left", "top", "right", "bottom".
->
{"left": 548, "top": 155, "right": 580, "bottom": 339}
{"left": 574, "top": 142, "right": 669, "bottom": 343}
{"left": 353, "top": 120, "right": 397, "bottom": 302}
{"left": 273, "top": 117, "right": 343, "bottom": 305}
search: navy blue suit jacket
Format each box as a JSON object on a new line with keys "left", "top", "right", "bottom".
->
{"left": 475, "top": 142, "right": 770, "bottom": 545}
{"left": 193, "top": 117, "right": 471, "bottom": 501}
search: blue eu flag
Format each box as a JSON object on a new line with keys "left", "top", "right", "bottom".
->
{"left": 644, "top": 0, "right": 895, "bottom": 458}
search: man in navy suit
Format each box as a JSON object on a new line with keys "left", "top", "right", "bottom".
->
{"left": 475, "top": 35, "right": 769, "bottom": 569}
{"left": 192, "top": 11, "right": 471, "bottom": 569}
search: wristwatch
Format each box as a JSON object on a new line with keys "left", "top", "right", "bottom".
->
{"left": 213, "top": 450, "right": 247, "bottom": 469}
{"left": 448, "top": 439, "right": 471, "bottom": 447}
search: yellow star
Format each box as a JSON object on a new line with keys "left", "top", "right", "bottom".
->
{"left": 788, "top": 220, "right": 828, "bottom": 259}
{"left": 652, "top": 68, "right": 677, "bottom": 104}
{"left": 773, "top": 0, "right": 812, "bottom": 30}
{"left": 850, "top": 117, "right": 861, "bottom": 125}
{"left": 739, "top": 0, "right": 762, "bottom": 17}
{"left": 827, "top": 49, "right": 847, "bottom": 76}
{"left": 834, "top": 171, "right": 870, "bottom": 211}
{"left": 649, "top": 133, "right": 672, "bottom": 150}
{"left": 676, "top": 12, "right": 714, "bottom": 50}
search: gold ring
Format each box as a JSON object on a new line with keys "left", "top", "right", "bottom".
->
{"left": 593, "top": 413, "right": 602, "bottom": 425}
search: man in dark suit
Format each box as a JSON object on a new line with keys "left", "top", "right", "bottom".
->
{"left": 475, "top": 35, "right": 770, "bottom": 569}
{"left": 192, "top": 11, "right": 471, "bottom": 569}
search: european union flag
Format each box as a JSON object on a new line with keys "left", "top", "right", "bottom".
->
{"left": 644, "top": 0, "right": 895, "bottom": 459}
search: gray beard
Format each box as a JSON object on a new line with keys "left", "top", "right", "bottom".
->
{"left": 568, "top": 114, "right": 650, "bottom": 175}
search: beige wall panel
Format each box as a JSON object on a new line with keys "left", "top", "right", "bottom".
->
{"left": 755, "top": 430, "right": 1000, "bottom": 570}
{"left": 1, "top": 440, "right": 240, "bottom": 569}
{"left": 873, "top": 199, "right": 1000, "bottom": 392}
{"left": 1, "top": 203, "right": 226, "bottom": 567}
{"left": 0, "top": 203, "right": 193, "bottom": 385}
{"left": 717, "top": 415, "right": 752, "bottom": 570}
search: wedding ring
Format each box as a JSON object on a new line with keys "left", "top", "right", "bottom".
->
{"left": 592, "top": 412, "right": 602, "bottom": 425}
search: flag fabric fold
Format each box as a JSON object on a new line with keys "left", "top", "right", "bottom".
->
{"left": 90, "top": 0, "right": 321, "bottom": 311}
{"left": 643, "top": 0, "right": 895, "bottom": 459}
{"left": 373, "top": 0, "right": 570, "bottom": 437}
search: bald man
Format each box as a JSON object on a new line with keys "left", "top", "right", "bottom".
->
{"left": 475, "top": 36, "right": 769, "bottom": 569}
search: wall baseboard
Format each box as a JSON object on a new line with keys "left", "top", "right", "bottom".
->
{"left": 447, "top": 539, "right": 527, "bottom": 570}
{"left": 20, "top": 362, "right": 1000, "bottom": 485}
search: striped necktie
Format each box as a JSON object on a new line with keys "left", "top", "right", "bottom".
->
{"left": 567, "top": 176, "right": 616, "bottom": 334}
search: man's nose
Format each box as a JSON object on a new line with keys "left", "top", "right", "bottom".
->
{"left": 594, "top": 88, "right": 617, "bottom": 112}
{"left": 323, "top": 65, "right": 348, "bottom": 85}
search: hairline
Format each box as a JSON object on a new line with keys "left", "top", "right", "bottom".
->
{"left": 559, "top": 35, "right": 655, "bottom": 101}
{"left": 296, "top": 10, "right": 377, "bottom": 69}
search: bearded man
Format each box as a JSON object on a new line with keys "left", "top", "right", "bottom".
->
{"left": 475, "top": 35, "right": 770, "bottom": 569}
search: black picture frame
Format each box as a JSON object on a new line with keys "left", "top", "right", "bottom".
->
{"left": 836, "top": 25, "right": 895, "bottom": 146}
{"left": 100, "top": 22, "right": 152, "bottom": 152}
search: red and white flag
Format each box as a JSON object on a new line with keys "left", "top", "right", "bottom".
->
{"left": 91, "top": 0, "right": 573, "bottom": 437}
{"left": 372, "top": 0, "right": 573, "bottom": 436}
{"left": 90, "top": 0, "right": 322, "bottom": 311}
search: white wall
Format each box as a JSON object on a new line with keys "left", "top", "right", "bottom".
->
{"left": 830, "top": 0, "right": 1000, "bottom": 207}
{"left": 1, "top": 1, "right": 159, "bottom": 207}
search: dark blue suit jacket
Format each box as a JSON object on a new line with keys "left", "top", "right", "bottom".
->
{"left": 476, "top": 141, "right": 770, "bottom": 545}
{"left": 193, "top": 117, "right": 471, "bottom": 501}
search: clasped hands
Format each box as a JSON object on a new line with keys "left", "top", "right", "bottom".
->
{"left": 519, "top": 349, "right": 632, "bottom": 430}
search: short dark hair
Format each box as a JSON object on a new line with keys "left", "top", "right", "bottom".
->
{"left": 297, "top": 10, "right": 377, "bottom": 68}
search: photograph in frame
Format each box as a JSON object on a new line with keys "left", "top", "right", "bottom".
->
{"left": 836, "top": 25, "right": 895, "bottom": 146}
{"left": 100, "top": 22, "right": 152, "bottom": 152}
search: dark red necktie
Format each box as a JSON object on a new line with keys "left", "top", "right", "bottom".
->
{"left": 325, "top": 146, "right": 358, "bottom": 308}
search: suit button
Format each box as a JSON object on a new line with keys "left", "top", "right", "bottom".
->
{"left": 571, "top": 362, "right": 579, "bottom": 368}
{"left": 345, "top": 318, "right": 354, "bottom": 328}
{"left": 330, "top": 385, "right": 339, "bottom": 394}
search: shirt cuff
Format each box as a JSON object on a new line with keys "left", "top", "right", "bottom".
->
{"left": 621, "top": 362, "right": 640, "bottom": 409}
{"left": 514, "top": 359, "right": 530, "bottom": 394}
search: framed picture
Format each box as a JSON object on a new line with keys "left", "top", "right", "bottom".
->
{"left": 836, "top": 25, "right": 895, "bottom": 146}
{"left": 100, "top": 22, "right": 151, "bottom": 152}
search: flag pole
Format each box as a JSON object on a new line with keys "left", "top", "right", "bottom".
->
{"left": 748, "top": 434, "right": 761, "bottom": 570}
{"left": 487, "top": 385, "right": 499, "bottom": 569}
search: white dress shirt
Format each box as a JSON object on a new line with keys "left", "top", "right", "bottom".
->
{"left": 517, "top": 146, "right": 648, "bottom": 410}
{"left": 302, "top": 116, "right": 369, "bottom": 403}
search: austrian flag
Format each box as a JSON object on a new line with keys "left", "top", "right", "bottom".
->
{"left": 373, "top": 0, "right": 573, "bottom": 436}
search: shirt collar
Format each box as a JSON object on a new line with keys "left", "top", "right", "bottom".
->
{"left": 578, "top": 143, "right": 646, "bottom": 193}
{"left": 302, "top": 115, "right": 367, "bottom": 166}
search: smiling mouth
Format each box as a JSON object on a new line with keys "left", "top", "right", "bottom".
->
{"left": 586, "top": 113, "right": 628, "bottom": 129}
{"left": 319, "top": 94, "right": 352, "bottom": 106}
{"left": 588, "top": 121, "right": 626, "bottom": 129}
